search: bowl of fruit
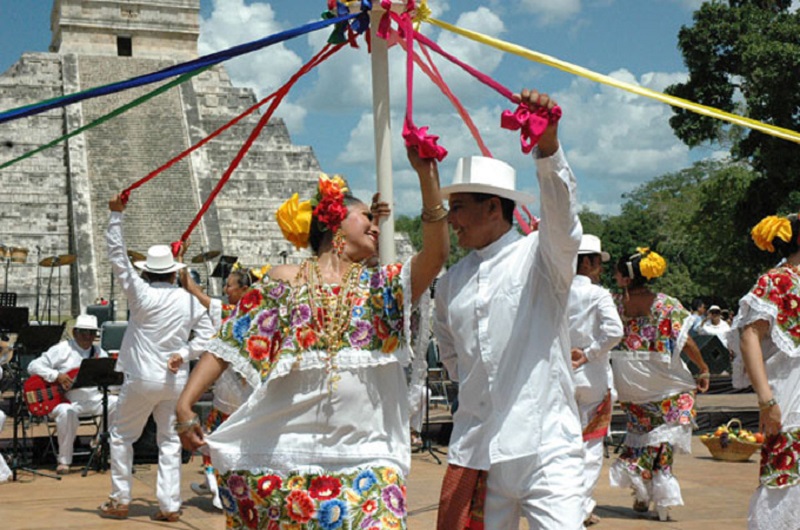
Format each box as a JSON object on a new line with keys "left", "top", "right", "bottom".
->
{"left": 700, "top": 418, "right": 764, "bottom": 462}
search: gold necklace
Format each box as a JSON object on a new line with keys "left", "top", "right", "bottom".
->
{"left": 302, "top": 257, "right": 363, "bottom": 390}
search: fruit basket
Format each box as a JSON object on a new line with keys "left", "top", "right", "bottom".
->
{"left": 700, "top": 418, "right": 763, "bottom": 462}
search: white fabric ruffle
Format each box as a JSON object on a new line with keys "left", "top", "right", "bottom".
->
{"left": 609, "top": 460, "right": 684, "bottom": 509}
{"left": 623, "top": 423, "right": 694, "bottom": 454}
{"left": 748, "top": 484, "right": 800, "bottom": 530}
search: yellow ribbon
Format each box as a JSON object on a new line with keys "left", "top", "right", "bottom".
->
{"left": 413, "top": 0, "right": 432, "bottom": 31}
{"left": 425, "top": 17, "right": 800, "bottom": 145}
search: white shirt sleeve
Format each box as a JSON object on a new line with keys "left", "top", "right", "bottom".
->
{"left": 532, "top": 145, "right": 582, "bottom": 294}
{"left": 106, "top": 211, "right": 147, "bottom": 303}
{"left": 433, "top": 278, "right": 459, "bottom": 382}
{"left": 27, "top": 343, "right": 62, "bottom": 383}
{"left": 584, "top": 290, "right": 624, "bottom": 362}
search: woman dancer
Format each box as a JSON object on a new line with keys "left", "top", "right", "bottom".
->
{"left": 175, "top": 146, "right": 447, "bottom": 529}
{"left": 609, "top": 247, "right": 710, "bottom": 521}
{"left": 731, "top": 213, "right": 800, "bottom": 530}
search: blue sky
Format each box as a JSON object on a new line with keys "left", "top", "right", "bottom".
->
{"left": 0, "top": 1, "right": 734, "bottom": 216}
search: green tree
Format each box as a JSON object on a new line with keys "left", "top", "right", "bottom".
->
{"left": 665, "top": 0, "right": 800, "bottom": 234}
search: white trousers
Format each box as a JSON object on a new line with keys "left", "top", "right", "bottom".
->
{"left": 0, "top": 409, "right": 10, "bottom": 482}
{"left": 109, "top": 378, "right": 183, "bottom": 512}
{"left": 484, "top": 439, "right": 585, "bottom": 530}
{"left": 50, "top": 396, "right": 117, "bottom": 465}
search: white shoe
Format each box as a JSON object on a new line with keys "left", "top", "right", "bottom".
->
{"left": 212, "top": 494, "right": 222, "bottom": 510}
{"left": 191, "top": 482, "right": 211, "bottom": 495}
{"left": 657, "top": 507, "right": 670, "bottom": 522}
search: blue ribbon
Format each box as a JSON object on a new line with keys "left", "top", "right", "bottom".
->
{"left": 0, "top": 12, "right": 359, "bottom": 125}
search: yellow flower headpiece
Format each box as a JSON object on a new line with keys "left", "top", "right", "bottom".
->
{"left": 275, "top": 173, "right": 350, "bottom": 249}
{"left": 635, "top": 247, "right": 667, "bottom": 280}
{"left": 276, "top": 193, "right": 313, "bottom": 249}
{"left": 249, "top": 264, "right": 272, "bottom": 281}
{"left": 751, "top": 215, "right": 792, "bottom": 253}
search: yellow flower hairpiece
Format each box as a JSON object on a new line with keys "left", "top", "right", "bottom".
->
{"left": 276, "top": 193, "right": 313, "bottom": 249}
{"left": 250, "top": 264, "right": 272, "bottom": 281}
{"left": 636, "top": 247, "right": 667, "bottom": 280}
{"left": 751, "top": 215, "right": 792, "bottom": 253}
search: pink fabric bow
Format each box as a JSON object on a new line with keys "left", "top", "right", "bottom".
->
{"left": 500, "top": 103, "right": 562, "bottom": 154}
{"left": 376, "top": 0, "right": 394, "bottom": 39}
{"left": 403, "top": 119, "right": 448, "bottom": 162}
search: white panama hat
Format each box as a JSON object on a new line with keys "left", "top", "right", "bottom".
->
{"left": 441, "top": 156, "right": 536, "bottom": 206}
{"left": 134, "top": 244, "right": 186, "bottom": 274}
{"left": 578, "top": 234, "right": 610, "bottom": 262}
{"left": 73, "top": 314, "right": 99, "bottom": 331}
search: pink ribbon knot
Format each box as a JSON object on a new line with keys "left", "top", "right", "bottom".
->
{"left": 500, "top": 103, "right": 562, "bottom": 154}
{"left": 403, "top": 119, "right": 448, "bottom": 162}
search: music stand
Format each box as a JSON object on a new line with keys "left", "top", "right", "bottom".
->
{"left": 0, "top": 292, "right": 17, "bottom": 307}
{"left": 71, "top": 357, "right": 123, "bottom": 476}
{"left": 0, "top": 306, "right": 27, "bottom": 333}
{"left": 210, "top": 255, "right": 237, "bottom": 280}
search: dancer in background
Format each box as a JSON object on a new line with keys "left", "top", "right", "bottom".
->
{"left": 609, "top": 247, "right": 709, "bottom": 522}
{"left": 568, "top": 234, "right": 623, "bottom": 526}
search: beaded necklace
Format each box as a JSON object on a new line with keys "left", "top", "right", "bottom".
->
{"left": 297, "top": 257, "right": 364, "bottom": 390}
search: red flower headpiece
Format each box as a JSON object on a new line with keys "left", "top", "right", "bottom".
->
{"left": 311, "top": 173, "right": 349, "bottom": 233}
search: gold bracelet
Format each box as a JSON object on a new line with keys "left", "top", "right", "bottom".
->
{"left": 174, "top": 415, "right": 200, "bottom": 434}
{"left": 695, "top": 372, "right": 710, "bottom": 380}
{"left": 421, "top": 204, "right": 449, "bottom": 223}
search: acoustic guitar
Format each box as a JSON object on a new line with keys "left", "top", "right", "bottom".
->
{"left": 23, "top": 368, "right": 79, "bottom": 416}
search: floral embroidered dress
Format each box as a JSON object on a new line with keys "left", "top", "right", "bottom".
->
{"left": 730, "top": 265, "right": 800, "bottom": 530}
{"left": 609, "top": 293, "right": 697, "bottom": 510}
{"left": 206, "top": 260, "right": 422, "bottom": 530}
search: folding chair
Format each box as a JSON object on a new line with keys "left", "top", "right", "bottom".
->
{"left": 100, "top": 321, "right": 127, "bottom": 357}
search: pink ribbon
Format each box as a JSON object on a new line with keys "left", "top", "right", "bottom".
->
{"left": 403, "top": 119, "right": 448, "bottom": 161}
{"left": 376, "top": 0, "right": 393, "bottom": 39}
{"left": 500, "top": 103, "right": 562, "bottom": 154}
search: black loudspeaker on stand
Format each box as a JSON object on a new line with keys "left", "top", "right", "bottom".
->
{"left": 412, "top": 340, "right": 448, "bottom": 465}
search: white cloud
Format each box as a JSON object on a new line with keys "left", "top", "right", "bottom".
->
{"left": 519, "top": 0, "right": 582, "bottom": 24}
{"left": 199, "top": 0, "right": 305, "bottom": 128}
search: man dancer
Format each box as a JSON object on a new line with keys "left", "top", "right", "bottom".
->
{"left": 435, "top": 88, "right": 584, "bottom": 529}
{"left": 99, "top": 194, "right": 214, "bottom": 522}
{"left": 568, "top": 234, "right": 623, "bottom": 526}
{"left": 27, "top": 314, "right": 117, "bottom": 475}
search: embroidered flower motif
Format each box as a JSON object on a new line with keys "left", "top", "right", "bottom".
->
{"left": 266, "top": 505, "right": 281, "bottom": 520}
{"left": 291, "top": 304, "right": 312, "bottom": 328}
{"left": 625, "top": 333, "right": 642, "bottom": 350}
{"left": 658, "top": 319, "right": 672, "bottom": 337}
{"left": 286, "top": 475, "right": 306, "bottom": 491}
{"left": 381, "top": 468, "right": 398, "bottom": 484}
{"left": 232, "top": 315, "right": 252, "bottom": 344}
{"left": 370, "top": 271, "right": 385, "bottom": 289}
{"left": 677, "top": 393, "right": 694, "bottom": 411}
{"left": 247, "top": 335, "right": 279, "bottom": 363}
{"left": 381, "top": 514, "right": 402, "bottom": 528}
{"left": 257, "top": 308, "right": 280, "bottom": 336}
{"left": 238, "top": 498, "right": 259, "bottom": 529}
{"left": 239, "top": 289, "right": 263, "bottom": 313}
{"left": 362, "top": 498, "right": 378, "bottom": 514}
{"left": 257, "top": 475, "right": 283, "bottom": 498}
{"left": 218, "top": 486, "right": 237, "bottom": 514}
{"left": 317, "top": 499, "right": 348, "bottom": 530}
{"left": 296, "top": 327, "right": 318, "bottom": 349}
{"left": 381, "top": 484, "right": 406, "bottom": 517}
{"left": 268, "top": 282, "right": 287, "bottom": 300}
{"left": 354, "top": 469, "right": 378, "bottom": 494}
{"left": 381, "top": 335, "right": 400, "bottom": 353}
{"left": 348, "top": 319, "right": 374, "bottom": 348}
{"left": 227, "top": 474, "right": 249, "bottom": 499}
{"left": 309, "top": 475, "right": 343, "bottom": 501}
{"left": 285, "top": 490, "right": 315, "bottom": 523}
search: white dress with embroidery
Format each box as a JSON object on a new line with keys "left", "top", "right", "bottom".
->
{"left": 729, "top": 265, "right": 800, "bottom": 530}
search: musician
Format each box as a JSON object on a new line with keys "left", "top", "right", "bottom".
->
{"left": 27, "top": 314, "right": 117, "bottom": 475}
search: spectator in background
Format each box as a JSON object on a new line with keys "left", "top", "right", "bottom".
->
{"left": 699, "top": 305, "right": 731, "bottom": 349}
{"left": 687, "top": 298, "right": 706, "bottom": 335}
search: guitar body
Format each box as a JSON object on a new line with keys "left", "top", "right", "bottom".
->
{"left": 23, "top": 368, "right": 79, "bottom": 416}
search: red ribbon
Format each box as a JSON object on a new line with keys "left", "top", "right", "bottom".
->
{"left": 500, "top": 103, "right": 562, "bottom": 154}
{"left": 402, "top": 119, "right": 448, "bottom": 161}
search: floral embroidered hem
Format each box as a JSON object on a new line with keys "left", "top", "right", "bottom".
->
{"left": 218, "top": 466, "right": 407, "bottom": 530}
{"left": 760, "top": 427, "right": 800, "bottom": 489}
